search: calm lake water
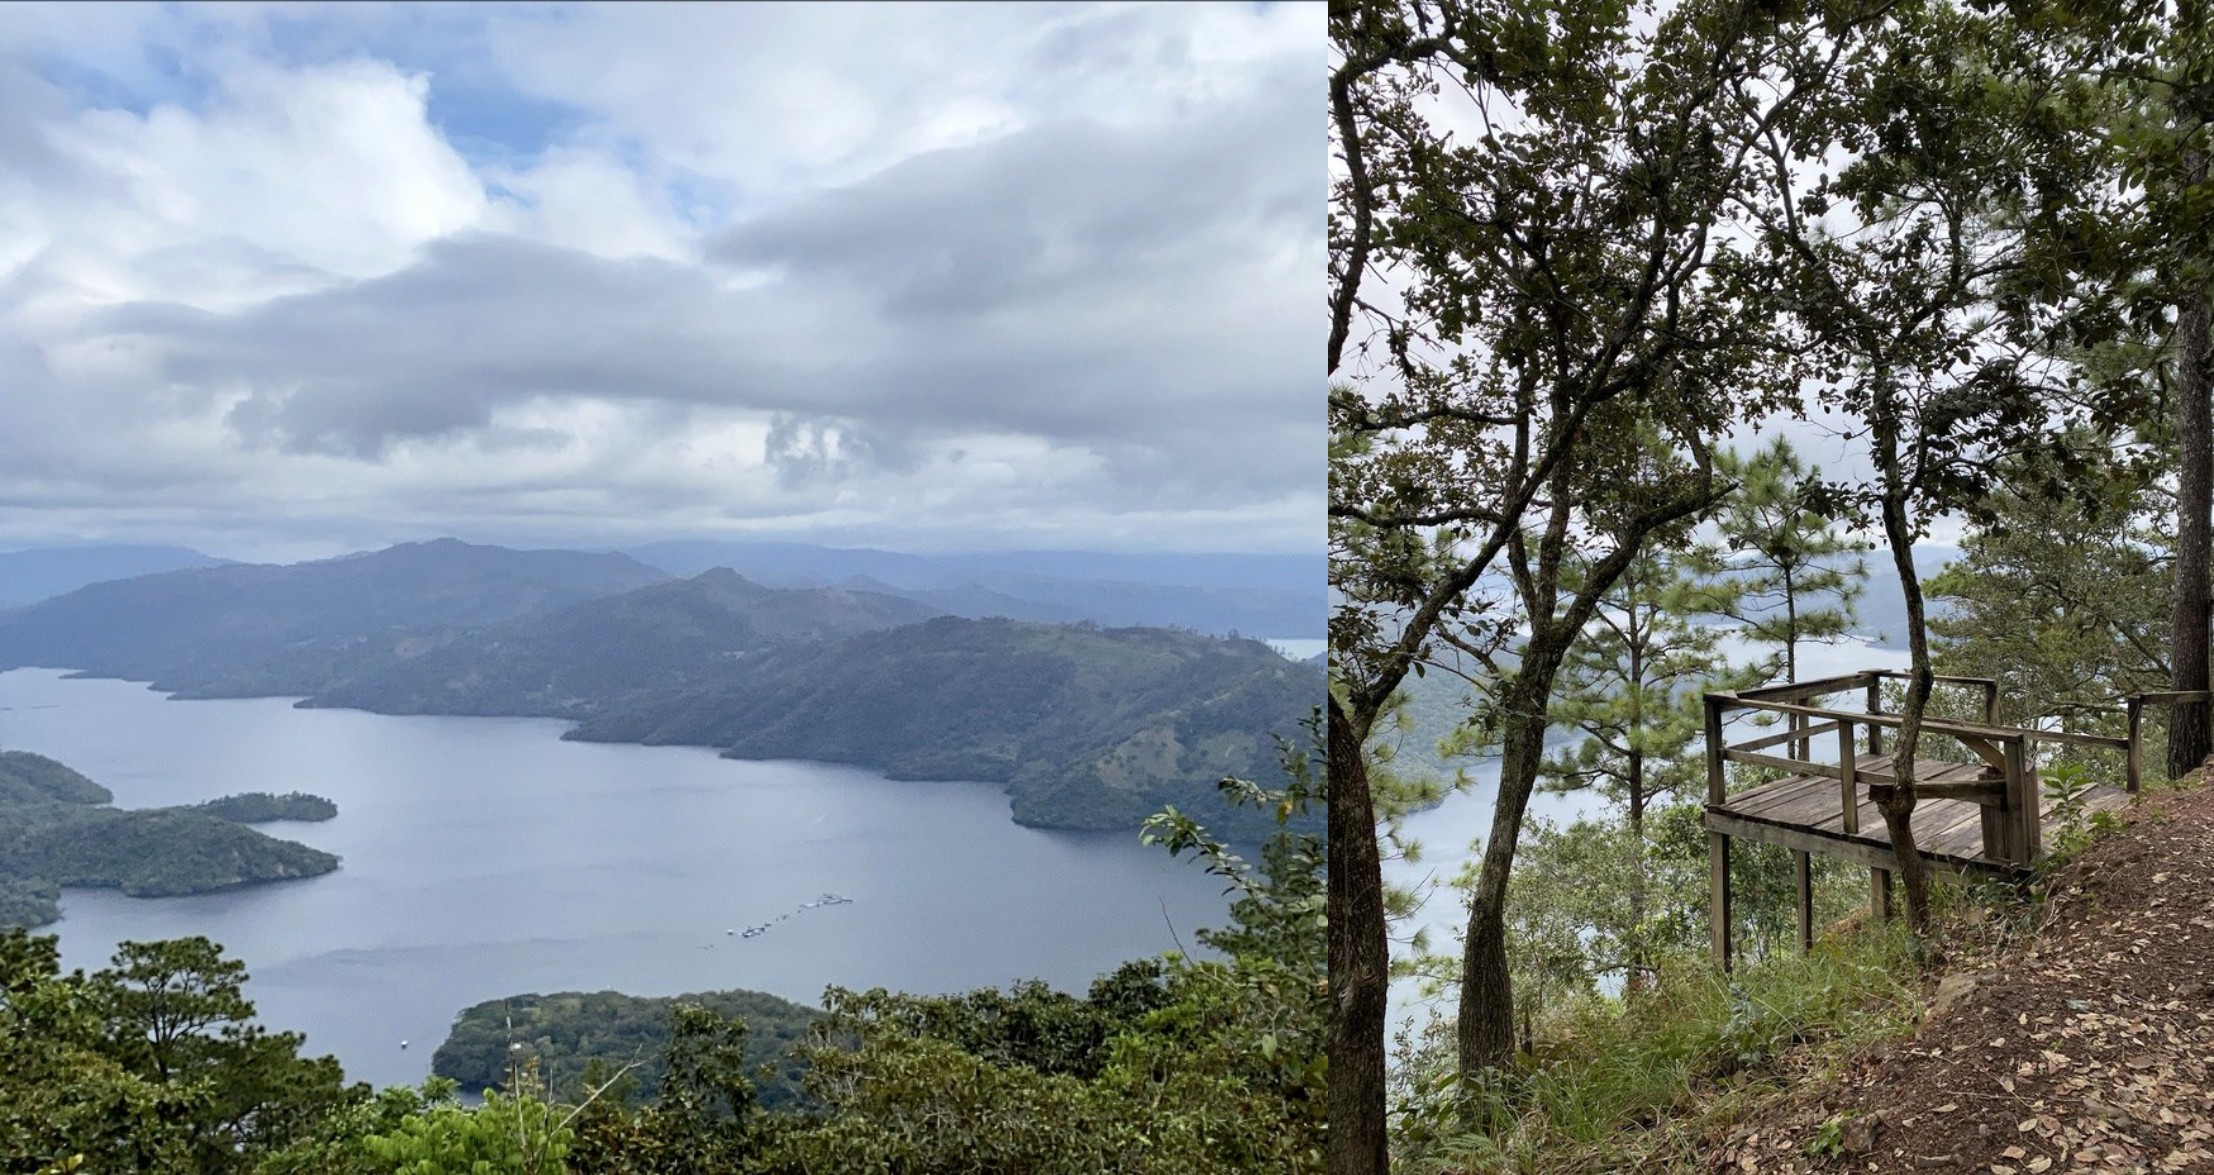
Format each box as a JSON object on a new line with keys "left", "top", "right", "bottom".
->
{"left": 0, "top": 668, "right": 1233, "bottom": 1088}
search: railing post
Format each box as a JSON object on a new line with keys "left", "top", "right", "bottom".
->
{"left": 1981, "top": 735, "right": 2033, "bottom": 865}
{"left": 2127, "top": 695, "right": 2144, "bottom": 794}
{"left": 1837, "top": 718, "right": 1858, "bottom": 835}
{"left": 1984, "top": 679, "right": 2001, "bottom": 727}
{"left": 1864, "top": 674, "right": 1884, "bottom": 756}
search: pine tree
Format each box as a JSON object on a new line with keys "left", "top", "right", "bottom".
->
{"left": 1538, "top": 544, "right": 1765, "bottom": 987}
{"left": 1716, "top": 437, "right": 1869, "bottom": 684}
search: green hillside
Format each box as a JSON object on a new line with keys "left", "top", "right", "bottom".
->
{"left": 565, "top": 618, "right": 1324, "bottom": 840}
{"left": 0, "top": 751, "right": 339, "bottom": 928}
{"left": 300, "top": 568, "right": 938, "bottom": 717}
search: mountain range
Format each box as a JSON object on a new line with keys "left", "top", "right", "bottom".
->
{"left": 0, "top": 540, "right": 1320, "bottom": 841}
{"left": 0, "top": 539, "right": 1323, "bottom": 641}
{"left": 617, "top": 541, "right": 1320, "bottom": 637}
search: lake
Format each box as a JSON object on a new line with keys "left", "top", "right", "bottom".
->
{"left": 0, "top": 668, "right": 1235, "bottom": 1088}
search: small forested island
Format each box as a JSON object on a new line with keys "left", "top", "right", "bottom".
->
{"left": 435, "top": 989, "right": 822, "bottom": 1112}
{"left": 183, "top": 791, "right": 340, "bottom": 823}
{"left": 0, "top": 750, "right": 339, "bottom": 928}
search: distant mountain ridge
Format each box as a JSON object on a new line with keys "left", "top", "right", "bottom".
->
{"left": 300, "top": 567, "right": 940, "bottom": 717}
{"left": 0, "top": 539, "right": 670, "bottom": 694}
{"left": 619, "top": 540, "right": 1322, "bottom": 639}
{"left": 0, "top": 540, "right": 1318, "bottom": 840}
{"left": 0, "top": 544, "right": 233, "bottom": 610}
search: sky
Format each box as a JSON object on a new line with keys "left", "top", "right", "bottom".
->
{"left": 0, "top": 2, "right": 1321, "bottom": 563}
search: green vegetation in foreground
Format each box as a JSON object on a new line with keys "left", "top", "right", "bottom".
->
{"left": 1389, "top": 924, "right": 1923, "bottom": 1174}
{"left": 434, "top": 988, "right": 821, "bottom": 1112}
{"left": 183, "top": 791, "right": 340, "bottom": 823}
{"left": 0, "top": 751, "right": 339, "bottom": 928}
{"left": 0, "top": 932, "right": 360, "bottom": 1172}
{"left": 1383, "top": 773, "right": 2163, "bottom": 1174}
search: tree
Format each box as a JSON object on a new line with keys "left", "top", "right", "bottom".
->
{"left": 1330, "top": 0, "right": 1814, "bottom": 1101}
{"left": 1752, "top": 0, "right": 2113, "bottom": 938}
{"left": 2055, "top": 0, "right": 2214, "bottom": 776}
{"left": 1930, "top": 428, "right": 2174, "bottom": 735}
{"left": 91, "top": 937, "right": 359, "bottom": 1171}
{"left": 0, "top": 931, "right": 361, "bottom": 1173}
{"left": 1537, "top": 541, "right": 1764, "bottom": 988}
{"left": 0, "top": 929, "right": 190, "bottom": 1172}
{"left": 1715, "top": 436, "right": 1869, "bottom": 682}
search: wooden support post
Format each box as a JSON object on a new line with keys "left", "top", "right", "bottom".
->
{"left": 2009, "top": 737, "right": 2039, "bottom": 861}
{"left": 1795, "top": 849, "right": 1813, "bottom": 953}
{"left": 1710, "top": 831, "right": 1733, "bottom": 971}
{"left": 1983, "top": 679, "right": 2002, "bottom": 727}
{"left": 1864, "top": 675, "right": 1884, "bottom": 756}
{"left": 1981, "top": 735, "right": 2033, "bottom": 865}
{"left": 1871, "top": 867, "right": 1893, "bottom": 923}
{"left": 1837, "top": 719, "right": 1859, "bottom": 835}
{"left": 2127, "top": 696, "right": 2144, "bottom": 794}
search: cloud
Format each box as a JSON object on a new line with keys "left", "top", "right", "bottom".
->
{"left": 0, "top": 2, "right": 1323, "bottom": 559}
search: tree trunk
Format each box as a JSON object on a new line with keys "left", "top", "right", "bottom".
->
{"left": 1327, "top": 696, "right": 1389, "bottom": 1175}
{"left": 1874, "top": 493, "right": 1936, "bottom": 937}
{"left": 2171, "top": 281, "right": 2212, "bottom": 778}
{"left": 1783, "top": 565, "right": 1799, "bottom": 684}
{"left": 1623, "top": 747, "right": 1650, "bottom": 993}
{"left": 1455, "top": 663, "right": 1557, "bottom": 1075}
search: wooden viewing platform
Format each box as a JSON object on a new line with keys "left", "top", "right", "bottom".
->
{"left": 1701, "top": 670, "right": 2205, "bottom": 968}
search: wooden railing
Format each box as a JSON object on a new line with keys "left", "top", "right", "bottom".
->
{"left": 1703, "top": 670, "right": 2173, "bottom": 868}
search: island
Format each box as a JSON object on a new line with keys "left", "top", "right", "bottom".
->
{"left": 435, "top": 988, "right": 822, "bottom": 1111}
{"left": 181, "top": 791, "right": 340, "bottom": 823}
{"left": 0, "top": 750, "right": 340, "bottom": 928}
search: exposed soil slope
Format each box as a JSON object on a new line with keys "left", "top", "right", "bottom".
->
{"left": 1710, "top": 781, "right": 2214, "bottom": 1174}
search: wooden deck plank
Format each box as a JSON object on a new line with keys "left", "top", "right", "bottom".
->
{"left": 1705, "top": 751, "right": 2132, "bottom": 874}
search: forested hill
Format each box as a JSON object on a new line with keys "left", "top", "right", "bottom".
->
{"left": 0, "top": 538, "right": 668, "bottom": 695}
{"left": 298, "top": 568, "right": 940, "bottom": 717}
{"left": 434, "top": 988, "right": 821, "bottom": 1111}
{"left": 0, "top": 751, "right": 338, "bottom": 928}
{"left": 564, "top": 617, "right": 1323, "bottom": 841}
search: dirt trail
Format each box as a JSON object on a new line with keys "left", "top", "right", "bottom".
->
{"left": 1708, "top": 781, "right": 2214, "bottom": 1174}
